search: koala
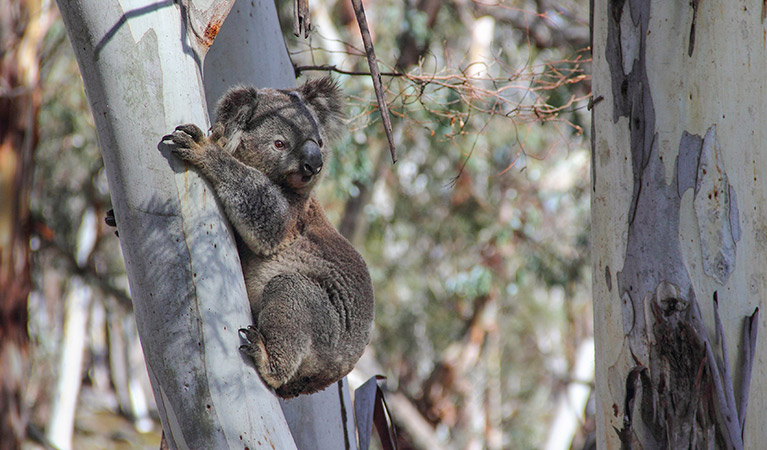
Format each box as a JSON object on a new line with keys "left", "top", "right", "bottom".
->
{"left": 162, "top": 78, "right": 374, "bottom": 398}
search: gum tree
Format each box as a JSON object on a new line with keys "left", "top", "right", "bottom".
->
{"left": 56, "top": 1, "right": 354, "bottom": 448}
{"left": 592, "top": 1, "right": 764, "bottom": 448}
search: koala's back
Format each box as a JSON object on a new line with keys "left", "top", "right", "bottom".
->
{"left": 240, "top": 197, "right": 374, "bottom": 396}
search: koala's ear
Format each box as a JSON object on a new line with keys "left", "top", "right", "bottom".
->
{"left": 298, "top": 77, "right": 346, "bottom": 142}
{"left": 214, "top": 86, "right": 259, "bottom": 135}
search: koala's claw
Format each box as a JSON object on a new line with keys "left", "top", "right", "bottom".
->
{"left": 239, "top": 325, "right": 260, "bottom": 344}
{"left": 105, "top": 209, "right": 119, "bottom": 237}
{"left": 239, "top": 326, "right": 266, "bottom": 366}
{"left": 209, "top": 123, "right": 226, "bottom": 142}
{"left": 162, "top": 124, "right": 208, "bottom": 164}
{"left": 174, "top": 124, "right": 204, "bottom": 143}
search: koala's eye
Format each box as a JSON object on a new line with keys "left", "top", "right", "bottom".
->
{"left": 273, "top": 140, "right": 286, "bottom": 150}
{"left": 318, "top": 138, "right": 324, "bottom": 147}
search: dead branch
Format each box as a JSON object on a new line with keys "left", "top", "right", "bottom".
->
{"left": 350, "top": 0, "right": 398, "bottom": 163}
{"left": 293, "top": 0, "right": 310, "bottom": 38}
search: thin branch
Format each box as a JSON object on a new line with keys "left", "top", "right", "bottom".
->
{"left": 292, "top": 39, "right": 590, "bottom": 166}
{"left": 293, "top": 0, "right": 311, "bottom": 38}
{"left": 295, "top": 64, "right": 405, "bottom": 78}
{"left": 31, "top": 214, "right": 133, "bottom": 309}
{"left": 350, "top": 0, "right": 398, "bottom": 163}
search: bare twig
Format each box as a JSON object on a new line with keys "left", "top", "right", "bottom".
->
{"left": 295, "top": 64, "right": 405, "bottom": 78}
{"left": 290, "top": 34, "right": 590, "bottom": 170}
{"left": 350, "top": 0, "right": 398, "bottom": 163}
{"left": 293, "top": 0, "right": 310, "bottom": 38}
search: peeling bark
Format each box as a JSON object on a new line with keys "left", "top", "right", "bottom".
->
{"left": 693, "top": 127, "right": 738, "bottom": 285}
{"left": 592, "top": 1, "right": 765, "bottom": 448}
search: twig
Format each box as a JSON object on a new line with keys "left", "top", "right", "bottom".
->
{"left": 32, "top": 214, "right": 133, "bottom": 309}
{"left": 350, "top": 0, "right": 397, "bottom": 163}
{"left": 292, "top": 46, "right": 590, "bottom": 151}
{"left": 295, "top": 64, "right": 405, "bottom": 78}
{"left": 293, "top": 0, "right": 310, "bottom": 38}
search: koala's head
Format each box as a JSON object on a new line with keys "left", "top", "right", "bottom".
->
{"left": 214, "top": 78, "right": 345, "bottom": 196}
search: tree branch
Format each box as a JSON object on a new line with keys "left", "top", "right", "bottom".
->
{"left": 350, "top": 0, "right": 397, "bottom": 163}
{"left": 295, "top": 64, "right": 406, "bottom": 78}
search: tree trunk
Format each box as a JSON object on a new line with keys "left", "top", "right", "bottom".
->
{"left": 592, "top": 1, "right": 764, "bottom": 448}
{"left": 56, "top": 1, "right": 297, "bottom": 448}
{"left": 45, "top": 279, "right": 90, "bottom": 450}
{"left": 46, "top": 208, "right": 99, "bottom": 450}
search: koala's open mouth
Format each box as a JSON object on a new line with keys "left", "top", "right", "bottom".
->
{"left": 287, "top": 172, "right": 314, "bottom": 191}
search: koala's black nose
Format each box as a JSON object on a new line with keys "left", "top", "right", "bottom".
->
{"left": 300, "top": 141, "right": 323, "bottom": 176}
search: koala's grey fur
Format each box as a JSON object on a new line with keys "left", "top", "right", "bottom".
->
{"left": 162, "top": 78, "right": 374, "bottom": 398}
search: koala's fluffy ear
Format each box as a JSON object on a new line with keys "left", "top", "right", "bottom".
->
{"left": 298, "top": 78, "right": 346, "bottom": 142}
{"left": 214, "top": 86, "right": 259, "bottom": 136}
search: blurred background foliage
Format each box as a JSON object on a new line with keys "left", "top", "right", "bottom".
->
{"left": 19, "top": 0, "right": 593, "bottom": 448}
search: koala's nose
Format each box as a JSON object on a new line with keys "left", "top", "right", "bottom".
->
{"left": 300, "top": 141, "right": 323, "bottom": 176}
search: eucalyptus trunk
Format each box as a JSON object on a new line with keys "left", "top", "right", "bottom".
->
{"left": 56, "top": 1, "right": 296, "bottom": 447}
{"left": 592, "top": 1, "right": 764, "bottom": 448}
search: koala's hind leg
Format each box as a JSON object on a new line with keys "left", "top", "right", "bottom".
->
{"left": 240, "top": 273, "right": 337, "bottom": 393}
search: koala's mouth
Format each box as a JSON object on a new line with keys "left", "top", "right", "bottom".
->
{"left": 287, "top": 172, "right": 314, "bottom": 191}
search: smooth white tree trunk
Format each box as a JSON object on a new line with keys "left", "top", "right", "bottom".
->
{"left": 56, "top": 1, "right": 296, "bottom": 448}
{"left": 45, "top": 279, "right": 90, "bottom": 450}
{"left": 58, "top": 0, "right": 360, "bottom": 448}
{"left": 46, "top": 209, "right": 98, "bottom": 450}
{"left": 592, "top": 1, "right": 765, "bottom": 448}
{"left": 543, "top": 338, "right": 595, "bottom": 450}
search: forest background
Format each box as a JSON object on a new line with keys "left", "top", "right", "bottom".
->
{"left": 6, "top": 0, "right": 593, "bottom": 448}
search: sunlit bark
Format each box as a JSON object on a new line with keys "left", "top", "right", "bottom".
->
{"left": 55, "top": 1, "right": 297, "bottom": 447}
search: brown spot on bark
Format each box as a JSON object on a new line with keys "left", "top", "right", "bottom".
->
{"left": 201, "top": 20, "right": 222, "bottom": 48}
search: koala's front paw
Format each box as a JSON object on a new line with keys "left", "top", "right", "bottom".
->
{"left": 209, "top": 122, "right": 227, "bottom": 147}
{"left": 161, "top": 124, "right": 207, "bottom": 165}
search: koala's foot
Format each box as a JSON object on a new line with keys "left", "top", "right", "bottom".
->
{"left": 105, "top": 209, "right": 119, "bottom": 237}
{"left": 239, "top": 325, "right": 294, "bottom": 390}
